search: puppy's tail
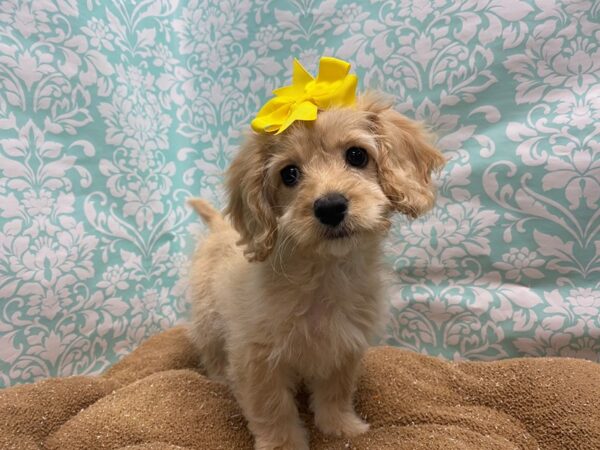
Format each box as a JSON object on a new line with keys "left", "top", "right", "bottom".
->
{"left": 187, "top": 198, "right": 226, "bottom": 231}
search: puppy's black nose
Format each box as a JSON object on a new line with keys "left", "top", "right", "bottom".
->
{"left": 314, "top": 193, "right": 348, "bottom": 227}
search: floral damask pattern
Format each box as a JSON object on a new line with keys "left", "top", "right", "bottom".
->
{"left": 0, "top": 0, "right": 599, "bottom": 386}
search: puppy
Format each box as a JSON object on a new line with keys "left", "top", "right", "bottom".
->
{"left": 187, "top": 92, "right": 445, "bottom": 450}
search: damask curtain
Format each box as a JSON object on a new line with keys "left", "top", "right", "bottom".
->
{"left": 1, "top": 0, "right": 599, "bottom": 387}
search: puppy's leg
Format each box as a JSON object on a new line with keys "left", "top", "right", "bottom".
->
{"left": 309, "top": 355, "right": 369, "bottom": 438}
{"left": 229, "top": 349, "right": 308, "bottom": 450}
{"left": 188, "top": 317, "right": 228, "bottom": 382}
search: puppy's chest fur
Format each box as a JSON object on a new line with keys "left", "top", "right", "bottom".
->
{"left": 265, "top": 262, "right": 383, "bottom": 376}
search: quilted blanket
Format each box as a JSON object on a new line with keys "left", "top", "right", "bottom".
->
{"left": 1, "top": 327, "right": 599, "bottom": 449}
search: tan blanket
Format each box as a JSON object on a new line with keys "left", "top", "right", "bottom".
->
{"left": 1, "top": 327, "right": 599, "bottom": 450}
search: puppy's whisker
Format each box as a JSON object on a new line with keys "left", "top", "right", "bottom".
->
{"left": 273, "top": 232, "right": 296, "bottom": 282}
{"left": 272, "top": 224, "right": 307, "bottom": 284}
{"left": 271, "top": 232, "right": 289, "bottom": 276}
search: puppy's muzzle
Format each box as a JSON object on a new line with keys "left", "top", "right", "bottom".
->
{"left": 313, "top": 193, "right": 348, "bottom": 227}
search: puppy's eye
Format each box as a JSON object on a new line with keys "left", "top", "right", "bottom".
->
{"left": 280, "top": 165, "right": 301, "bottom": 187}
{"left": 345, "top": 147, "right": 368, "bottom": 168}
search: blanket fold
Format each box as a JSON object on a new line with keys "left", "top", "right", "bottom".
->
{"left": 1, "top": 327, "right": 599, "bottom": 450}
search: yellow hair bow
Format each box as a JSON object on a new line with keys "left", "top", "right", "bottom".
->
{"left": 251, "top": 57, "right": 358, "bottom": 134}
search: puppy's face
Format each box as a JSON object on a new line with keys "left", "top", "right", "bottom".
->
{"left": 226, "top": 94, "right": 445, "bottom": 262}
{"left": 266, "top": 108, "right": 391, "bottom": 257}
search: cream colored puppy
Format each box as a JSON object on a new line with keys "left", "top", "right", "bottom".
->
{"left": 187, "top": 93, "right": 444, "bottom": 450}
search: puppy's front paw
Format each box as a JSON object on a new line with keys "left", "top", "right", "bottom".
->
{"left": 315, "top": 410, "right": 369, "bottom": 438}
{"left": 255, "top": 444, "right": 308, "bottom": 450}
{"left": 254, "top": 439, "right": 309, "bottom": 450}
{"left": 254, "top": 426, "right": 309, "bottom": 450}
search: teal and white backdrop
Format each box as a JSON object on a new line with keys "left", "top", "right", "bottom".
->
{"left": 1, "top": 0, "right": 599, "bottom": 386}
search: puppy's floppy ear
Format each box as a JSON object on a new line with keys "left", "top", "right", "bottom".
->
{"left": 225, "top": 134, "right": 277, "bottom": 262}
{"left": 360, "top": 94, "right": 446, "bottom": 218}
